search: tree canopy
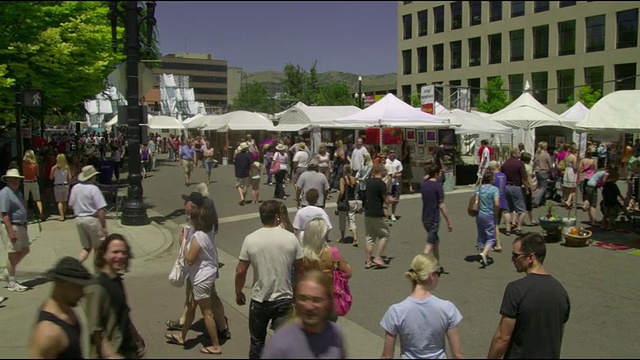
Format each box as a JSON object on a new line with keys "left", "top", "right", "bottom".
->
{"left": 475, "top": 77, "right": 512, "bottom": 113}
{"left": 0, "top": 1, "right": 135, "bottom": 124}
{"left": 567, "top": 85, "right": 602, "bottom": 109}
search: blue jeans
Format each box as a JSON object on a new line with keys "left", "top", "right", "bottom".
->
{"left": 534, "top": 172, "right": 549, "bottom": 207}
{"left": 249, "top": 298, "right": 293, "bottom": 359}
{"left": 204, "top": 159, "right": 214, "bottom": 175}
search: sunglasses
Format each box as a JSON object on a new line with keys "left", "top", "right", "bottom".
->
{"left": 511, "top": 252, "right": 529, "bottom": 259}
{"left": 433, "top": 266, "right": 445, "bottom": 277}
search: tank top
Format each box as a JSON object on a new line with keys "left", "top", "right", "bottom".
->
{"left": 344, "top": 177, "right": 357, "bottom": 201}
{"left": 53, "top": 168, "right": 69, "bottom": 185}
{"left": 317, "top": 153, "right": 331, "bottom": 168}
{"left": 36, "top": 310, "right": 84, "bottom": 359}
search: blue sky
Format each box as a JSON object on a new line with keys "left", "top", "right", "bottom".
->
{"left": 155, "top": 1, "right": 398, "bottom": 75}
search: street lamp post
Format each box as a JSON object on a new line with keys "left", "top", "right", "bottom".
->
{"left": 109, "top": 1, "right": 156, "bottom": 225}
{"left": 354, "top": 76, "right": 364, "bottom": 109}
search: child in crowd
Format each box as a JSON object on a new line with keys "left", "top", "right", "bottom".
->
{"left": 600, "top": 169, "right": 625, "bottom": 231}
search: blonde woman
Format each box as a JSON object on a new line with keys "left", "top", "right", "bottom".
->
{"left": 380, "top": 254, "right": 463, "bottom": 359}
{"left": 49, "top": 154, "right": 71, "bottom": 221}
{"left": 250, "top": 159, "right": 261, "bottom": 204}
{"left": 22, "top": 150, "right": 44, "bottom": 221}
{"left": 315, "top": 145, "right": 332, "bottom": 183}
{"left": 562, "top": 146, "right": 578, "bottom": 209}
{"left": 301, "top": 218, "right": 352, "bottom": 321}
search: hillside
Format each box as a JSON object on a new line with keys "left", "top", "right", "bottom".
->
{"left": 245, "top": 70, "right": 396, "bottom": 93}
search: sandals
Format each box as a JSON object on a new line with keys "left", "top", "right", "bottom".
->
{"left": 352, "top": 241, "right": 359, "bottom": 247}
{"left": 365, "top": 262, "right": 374, "bottom": 269}
{"left": 165, "top": 333, "right": 184, "bottom": 346}
{"left": 200, "top": 347, "right": 222, "bottom": 355}
{"left": 165, "top": 319, "right": 182, "bottom": 331}
{"left": 217, "top": 316, "right": 231, "bottom": 340}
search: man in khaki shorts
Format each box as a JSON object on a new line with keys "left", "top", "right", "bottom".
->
{"left": 363, "top": 164, "right": 397, "bottom": 269}
{"left": 1, "top": 169, "right": 32, "bottom": 292}
{"left": 68, "top": 166, "right": 108, "bottom": 264}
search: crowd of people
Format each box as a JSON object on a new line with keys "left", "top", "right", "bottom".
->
{"left": 10, "top": 128, "right": 640, "bottom": 359}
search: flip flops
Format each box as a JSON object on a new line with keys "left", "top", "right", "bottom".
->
{"left": 164, "top": 333, "right": 184, "bottom": 346}
{"left": 200, "top": 347, "right": 222, "bottom": 355}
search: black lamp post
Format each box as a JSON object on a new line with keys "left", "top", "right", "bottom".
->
{"left": 108, "top": 1, "right": 156, "bottom": 225}
{"left": 354, "top": 76, "right": 364, "bottom": 109}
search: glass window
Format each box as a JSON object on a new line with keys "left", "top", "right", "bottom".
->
{"left": 558, "top": 20, "right": 576, "bottom": 56}
{"left": 402, "top": 85, "right": 411, "bottom": 104}
{"left": 586, "top": 15, "right": 606, "bottom": 52}
{"left": 434, "top": 82, "right": 444, "bottom": 103}
{"left": 402, "top": 49, "right": 412, "bottom": 75}
{"left": 534, "top": 1, "right": 549, "bottom": 13}
{"left": 556, "top": 69, "right": 574, "bottom": 104}
{"left": 509, "top": 74, "right": 524, "bottom": 100}
{"left": 531, "top": 71, "right": 548, "bottom": 104}
{"left": 489, "top": 33, "right": 502, "bottom": 64}
{"left": 510, "top": 29, "right": 524, "bottom": 62}
{"left": 451, "top": 1, "right": 462, "bottom": 30}
{"left": 617, "top": 9, "right": 638, "bottom": 49}
{"left": 511, "top": 1, "right": 525, "bottom": 18}
{"left": 416, "top": 83, "right": 426, "bottom": 95}
{"left": 533, "top": 25, "right": 549, "bottom": 59}
{"left": 417, "top": 46, "right": 428, "bottom": 73}
{"left": 615, "top": 63, "right": 637, "bottom": 90}
{"left": 469, "top": 37, "right": 481, "bottom": 67}
{"left": 559, "top": 1, "right": 576, "bottom": 8}
{"left": 584, "top": 66, "right": 604, "bottom": 93}
{"left": 434, "top": 5, "right": 445, "bottom": 33}
{"left": 450, "top": 41, "right": 462, "bottom": 69}
{"left": 433, "top": 44, "right": 444, "bottom": 71}
{"left": 490, "top": 2, "right": 502, "bottom": 22}
{"left": 449, "top": 80, "right": 462, "bottom": 108}
{"left": 190, "top": 75, "right": 227, "bottom": 84}
{"left": 470, "top": 1, "right": 481, "bottom": 26}
{"left": 161, "top": 62, "right": 227, "bottom": 72}
{"left": 468, "top": 78, "right": 481, "bottom": 107}
{"left": 418, "top": 10, "right": 428, "bottom": 36}
{"left": 194, "top": 87, "right": 227, "bottom": 95}
{"left": 403, "top": 14, "right": 412, "bottom": 40}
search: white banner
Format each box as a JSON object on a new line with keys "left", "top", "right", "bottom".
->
{"left": 420, "top": 85, "right": 435, "bottom": 114}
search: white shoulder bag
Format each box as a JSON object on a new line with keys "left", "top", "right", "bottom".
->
{"left": 168, "top": 241, "right": 186, "bottom": 287}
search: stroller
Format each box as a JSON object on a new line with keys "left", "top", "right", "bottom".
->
{"left": 544, "top": 175, "right": 562, "bottom": 203}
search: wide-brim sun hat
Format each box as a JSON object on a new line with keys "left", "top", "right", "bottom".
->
{"left": 276, "top": 144, "right": 286, "bottom": 151}
{"left": 239, "top": 142, "right": 249, "bottom": 151}
{"left": 1, "top": 169, "right": 24, "bottom": 183}
{"left": 78, "top": 165, "right": 100, "bottom": 182}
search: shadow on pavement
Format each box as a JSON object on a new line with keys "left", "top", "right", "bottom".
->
{"left": 22, "top": 277, "right": 51, "bottom": 289}
{"left": 149, "top": 208, "right": 184, "bottom": 226}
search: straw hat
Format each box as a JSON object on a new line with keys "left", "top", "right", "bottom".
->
{"left": 1, "top": 169, "right": 24, "bottom": 182}
{"left": 276, "top": 144, "right": 286, "bottom": 151}
{"left": 78, "top": 165, "right": 100, "bottom": 182}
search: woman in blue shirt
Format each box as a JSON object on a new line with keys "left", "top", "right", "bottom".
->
{"left": 488, "top": 161, "right": 507, "bottom": 252}
{"left": 475, "top": 172, "right": 500, "bottom": 267}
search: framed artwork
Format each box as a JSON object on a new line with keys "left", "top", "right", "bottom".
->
{"left": 426, "top": 130, "right": 437, "bottom": 142}
{"left": 428, "top": 145, "right": 436, "bottom": 153}
{"left": 405, "top": 129, "right": 416, "bottom": 141}
{"left": 417, "top": 130, "right": 425, "bottom": 146}
{"left": 409, "top": 142, "right": 417, "bottom": 154}
{"left": 554, "top": 136, "right": 566, "bottom": 149}
{"left": 417, "top": 147, "right": 425, "bottom": 155}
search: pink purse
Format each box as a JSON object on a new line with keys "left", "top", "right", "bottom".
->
{"left": 331, "top": 246, "right": 352, "bottom": 316}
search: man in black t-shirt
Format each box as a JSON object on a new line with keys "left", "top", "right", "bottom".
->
{"left": 488, "top": 232, "right": 570, "bottom": 359}
{"left": 363, "top": 164, "right": 397, "bottom": 269}
{"left": 234, "top": 142, "right": 254, "bottom": 206}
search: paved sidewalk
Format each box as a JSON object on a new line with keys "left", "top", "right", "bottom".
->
{"left": 0, "top": 208, "right": 174, "bottom": 281}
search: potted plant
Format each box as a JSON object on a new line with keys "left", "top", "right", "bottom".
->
{"left": 539, "top": 201, "right": 563, "bottom": 242}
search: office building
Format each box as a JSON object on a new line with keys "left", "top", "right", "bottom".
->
{"left": 151, "top": 52, "right": 229, "bottom": 112}
{"left": 397, "top": 1, "right": 639, "bottom": 113}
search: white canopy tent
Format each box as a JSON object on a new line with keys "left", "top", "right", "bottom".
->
{"left": 488, "top": 90, "right": 577, "bottom": 153}
{"left": 414, "top": 101, "right": 449, "bottom": 114}
{"left": 183, "top": 113, "right": 209, "bottom": 129}
{"left": 440, "top": 109, "right": 513, "bottom": 135}
{"left": 561, "top": 102, "right": 590, "bottom": 156}
{"left": 576, "top": 90, "right": 640, "bottom": 131}
{"left": 274, "top": 102, "right": 361, "bottom": 132}
{"left": 201, "top": 111, "right": 276, "bottom": 132}
{"left": 147, "top": 115, "right": 186, "bottom": 130}
{"left": 335, "top": 93, "right": 450, "bottom": 129}
{"left": 105, "top": 113, "right": 153, "bottom": 127}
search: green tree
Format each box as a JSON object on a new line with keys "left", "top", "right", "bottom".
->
{"left": 281, "top": 63, "right": 307, "bottom": 101}
{"left": 305, "top": 60, "right": 319, "bottom": 105}
{"left": 475, "top": 76, "right": 511, "bottom": 113}
{"left": 410, "top": 92, "right": 421, "bottom": 107}
{"left": 566, "top": 85, "right": 602, "bottom": 108}
{"left": 316, "top": 82, "right": 354, "bottom": 106}
{"left": 231, "top": 82, "right": 278, "bottom": 113}
{"left": 0, "top": 1, "right": 159, "bottom": 125}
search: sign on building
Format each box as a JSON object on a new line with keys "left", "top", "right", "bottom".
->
{"left": 420, "top": 85, "right": 434, "bottom": 114}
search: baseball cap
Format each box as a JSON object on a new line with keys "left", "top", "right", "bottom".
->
{"left": 181, "top": 192, "right": 206, "bottom": 207}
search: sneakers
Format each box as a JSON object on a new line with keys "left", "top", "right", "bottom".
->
{"left": 390, "top": 214, "right": 398, "bottom": 222}
{"left": 7, "top": 282, "right": 28, "bottom": 292}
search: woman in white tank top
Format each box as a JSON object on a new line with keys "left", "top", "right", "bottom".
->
{"left": 49, "top": 154, "right": 71, "bottom": 221}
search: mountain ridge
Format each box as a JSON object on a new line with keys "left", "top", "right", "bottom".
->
{"left": 245, "top": 70, "right": 397, "bottom": 90}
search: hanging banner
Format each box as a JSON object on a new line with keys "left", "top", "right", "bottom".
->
{"left": 420, "top": 85, "right": 435, "bottom": 114}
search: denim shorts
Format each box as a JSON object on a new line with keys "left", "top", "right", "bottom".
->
{"left": 423, "top": 221, "right": 440, "bottom": 245}
{"left": 506, "top": 185, "right": 526, "bottom": 213}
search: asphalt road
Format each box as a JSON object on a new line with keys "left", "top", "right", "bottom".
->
{"left": 2, "top": 155, "right": 639, "bottom": 358}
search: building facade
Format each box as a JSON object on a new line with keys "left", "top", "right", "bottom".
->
{"left": 152, "top": 52, "right": 228, "bottom": 112}
{"left": 397, "top": 1, "right": 639, "bottom": 112}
